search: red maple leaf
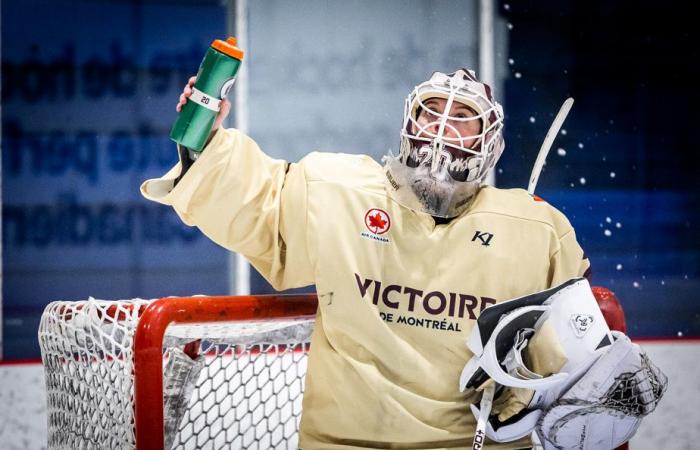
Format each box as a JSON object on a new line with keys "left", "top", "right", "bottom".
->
{"left": 368, "top": 213, "right": 387, "bottom": 230}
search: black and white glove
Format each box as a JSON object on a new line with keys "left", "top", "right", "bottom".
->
{"left": 459, "top": 278, "right": 667, "bottom": 449}
{"left": 535, "top": 331, "right": 667, "bottom": 449}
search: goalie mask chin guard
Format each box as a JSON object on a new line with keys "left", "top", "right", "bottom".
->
{"left": 383, "top": 68, "right": 505, "bottom": 218}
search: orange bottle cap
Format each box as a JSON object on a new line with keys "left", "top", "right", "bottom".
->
{"left": 211, "top": 37, "right": 244, "bottom": 60}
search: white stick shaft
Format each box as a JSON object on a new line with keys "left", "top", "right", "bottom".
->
{"left": 527, "top": 98, "right": 574, "bottom": 195}
{"left": 472, "top": 382, "right": 495, "bottom": 450}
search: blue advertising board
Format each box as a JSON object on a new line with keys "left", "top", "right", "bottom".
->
{"left": 2, "top": 0, "right": 230, "bottom": 358}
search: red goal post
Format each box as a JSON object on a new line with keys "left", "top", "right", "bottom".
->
{"left": 134, "top": 294, "right": 318, "bottom": 449}
{"left": 39, "top": 293, "right": 318, "bottom": 450}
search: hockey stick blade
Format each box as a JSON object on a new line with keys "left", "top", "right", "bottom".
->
{"left": 527, "top": 98, "right": 574, "bottom": 195}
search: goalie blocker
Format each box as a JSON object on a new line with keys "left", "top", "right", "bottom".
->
{"left": 460, "top": 278, "right": 667, "bottom": 449}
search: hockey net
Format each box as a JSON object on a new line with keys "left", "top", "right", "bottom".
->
{"left": 38, "top": 294, "right": 318, "bottom": 450}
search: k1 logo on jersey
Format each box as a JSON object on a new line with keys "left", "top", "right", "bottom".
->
{"left": 471, "top": 230, "right": 494, "bottom": 246}
{"left": 361, "top": 208, "right": 391, "bottom": 243}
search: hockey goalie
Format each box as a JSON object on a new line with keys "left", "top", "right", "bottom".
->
{"left": 460, "top": 278, "right": 667, "bottom": 449}
{"left": 143, "top": 65, "right": 667, "bottom": 448}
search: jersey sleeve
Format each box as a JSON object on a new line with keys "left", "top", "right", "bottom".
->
{"left": 140, "top": 128, "right": 315, "bottom": 291}
{"left": 548, "top": 227, "right": 591, "bottom": 287}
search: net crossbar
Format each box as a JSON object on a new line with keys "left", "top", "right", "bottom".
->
{"left": 38, "top": 294, "right": 318, "bottom": 450}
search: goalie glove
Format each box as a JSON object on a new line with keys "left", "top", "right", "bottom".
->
{"left": 536, "top": 331, "right": 667, "bottom": 449}
{"left": 459, "top": 278, "right": 614, "bottom": 443}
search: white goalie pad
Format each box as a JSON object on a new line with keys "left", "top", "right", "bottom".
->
{"left": 536, "top": 332, "right": 667, "bottom": 449}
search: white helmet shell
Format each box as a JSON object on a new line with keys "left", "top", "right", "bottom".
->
{"left": 384, "top": 69, "right": 505, "bottom": 218}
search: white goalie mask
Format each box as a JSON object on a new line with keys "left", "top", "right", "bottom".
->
{"left": 384, "top": 69, "right": 505, "bottom": 218}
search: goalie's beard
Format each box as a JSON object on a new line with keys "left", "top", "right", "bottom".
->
{"left": 409, "top": 165, "right": 456, "bottom": 215}
{"left": 384, "top": 142, "right": 481, "bottom": 218}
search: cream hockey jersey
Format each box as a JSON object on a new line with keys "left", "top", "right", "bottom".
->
{"left": 141, "top": 128, "right": 590, "bottom": 450}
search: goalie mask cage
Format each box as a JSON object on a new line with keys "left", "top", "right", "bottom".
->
{"left": 38, "top": 294, "right": 318, "bottom": 450}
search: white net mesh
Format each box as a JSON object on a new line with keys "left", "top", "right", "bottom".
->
{"left": 600, "top": 352, "right": 668, "bottom": 417}
{"left": 38, "top": 297, "right": 314, "bottom": 450}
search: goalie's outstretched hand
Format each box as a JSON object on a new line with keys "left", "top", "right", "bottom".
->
{"left": 176, "top": 76, "right": 232, "bottom": 133}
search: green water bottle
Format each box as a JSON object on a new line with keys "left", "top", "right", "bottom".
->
{"left": 169, "top": 37, "right": 244, "bottom": 152}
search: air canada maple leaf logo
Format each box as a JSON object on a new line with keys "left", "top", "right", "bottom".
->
{"left": 364, "top": 208, "right": 391, "bottom": 235}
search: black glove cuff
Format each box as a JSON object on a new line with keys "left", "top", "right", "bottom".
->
{"left": 174, "top": 145, "right": 199, "bottom": 187}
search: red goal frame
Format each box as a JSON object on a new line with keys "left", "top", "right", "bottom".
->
{"left": 132, "top": 294, "right": 318, "bottom": 449}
